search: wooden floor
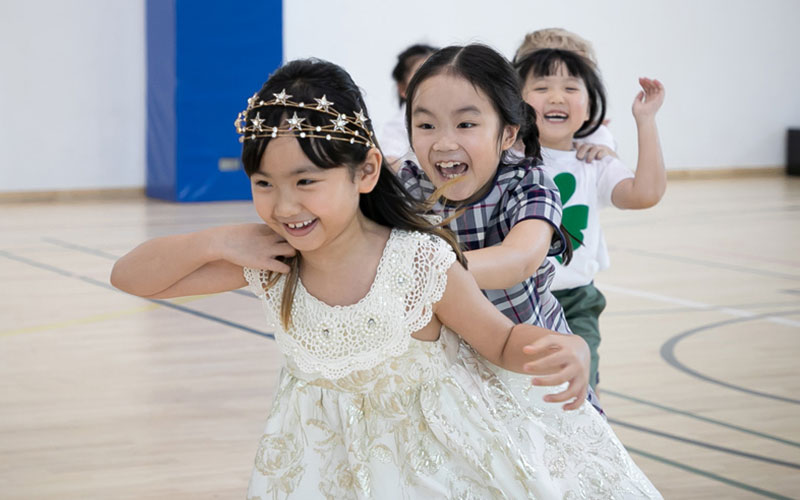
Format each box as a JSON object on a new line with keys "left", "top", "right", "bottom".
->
{"left": 1, "top": 175, "right": 798, "bottom": 499}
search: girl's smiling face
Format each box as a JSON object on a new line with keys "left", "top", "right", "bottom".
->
{"left": 250, "top": 136, "right": 366, "bottom": 255}
{"left": 522, "top": 62, "right": 590, "bottom": 151}
{"left": 410, "top": 73, "right": 518, "bottom": 201}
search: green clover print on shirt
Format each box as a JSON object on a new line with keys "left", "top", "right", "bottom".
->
{"left": 553, "top": 172, "right": 589, "bottom": 263}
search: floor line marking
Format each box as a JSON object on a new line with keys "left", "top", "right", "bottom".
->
{"left": 660, "top": 310, "right": 800, "bottom": 405}
{"left": 610, "top": 418, "right": 800, "bottom": 469}
{"left": 625, "top": 446, "right": 794, "bottom": 500}
{"left": 601, "top": 283, "right": 800, "bottom": 328}
{"left": 604, "top": 389, "right": 800, "bottom": 448}
{"left": 0, "top": 251, "right": 274, "bottom": 340}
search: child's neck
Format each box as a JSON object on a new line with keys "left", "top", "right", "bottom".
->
{"left": 299, "top": 214, "right": 391, "bottom": 307}
{"left": 541, "top": 137, "right": 575, "bottom": 151}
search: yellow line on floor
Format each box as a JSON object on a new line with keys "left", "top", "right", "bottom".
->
{"left": 0, "top": 295, "right": 213, "bottom": 338}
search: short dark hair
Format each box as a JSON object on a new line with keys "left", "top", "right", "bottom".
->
{"left": 391, "top": 43, "right": 438, "bottom": 107}
{"left": 514, "top": 48, "right": 606, "bottom": 139}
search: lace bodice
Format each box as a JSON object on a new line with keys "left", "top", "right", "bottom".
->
{"left": 244, "top": 229, "right": 456, "bottom": 380}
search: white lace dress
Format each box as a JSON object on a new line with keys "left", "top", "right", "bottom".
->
{"left": 243, "top": 229, "right": 661, "bottom": 499}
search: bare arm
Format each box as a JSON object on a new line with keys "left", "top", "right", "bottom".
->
{"left": 110, "top": 224, "right": 295, "bottom": 298}
{"left": 464, "top": 219, "right": 554, "bottom": 289}
{"left": 433, "top": 261, "right": 590, "bottom": 409}
{"left": 612, "top": 78, "right": 667, "bottom": 209}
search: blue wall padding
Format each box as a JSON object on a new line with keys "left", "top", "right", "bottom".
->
{"left": 146, "top": 0, "right": 282, "bottom": 202}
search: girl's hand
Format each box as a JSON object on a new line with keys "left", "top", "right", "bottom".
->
{"left": 521, "top": 333, "right": 591, "bottom": 411}
{"left": 574, "top": 141, "right": 618, "bottom": 163}
{"left": 632, "top": 77, "right": 665, "bottom": 123}
{"left": 218, "top": 223, "right": 296, "bottom": 273}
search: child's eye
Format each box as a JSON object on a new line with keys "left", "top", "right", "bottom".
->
{"left": 457, "top": 122, "right": 476, "bottom": 129}
{"left": 533, "top": 87, "right": 547, "bottom": 92}
{"left": 297, "top": 179, "right": 316, "bottom": 186}
{"left": 416, "top": 123, "right": 434, "bottom": 130}
{"left": 565, "top": 87, "right": 579, "bottom": 92}
{"left": 254, "top": 179, "right": 271, "bottom": 188}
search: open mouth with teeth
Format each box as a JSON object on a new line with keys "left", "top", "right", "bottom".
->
{"left": 283, "top": 218, "right": 317, "bottom": 236}
{"left": 435, "top": 160, "right": 469, "bottom": 180}
{"left": 543, "top": 111, "right": 569, "bottom": 123}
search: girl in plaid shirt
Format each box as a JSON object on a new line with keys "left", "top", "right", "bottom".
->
{"left": 397, "top": 44, "right": 601, "bottom": 413}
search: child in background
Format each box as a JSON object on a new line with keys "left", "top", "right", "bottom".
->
{"left": 110, "top": 58, "right": 660, "bottom": 498}
{"left": 515, "top": 48, "right": 666, "bottom": 390}
{"left": 380, "top": 43, "right": 438, "bottom": 170}
{"left": 397, "top": 44, "right": 602, "bottom": 413}
{"left": 514, "top": 28, "right": 617, "bottom": 161}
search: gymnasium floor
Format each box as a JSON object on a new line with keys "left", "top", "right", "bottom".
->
{"left": 1, "top": 175, "right": 798, "bottom": 499}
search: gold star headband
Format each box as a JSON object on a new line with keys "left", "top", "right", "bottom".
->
{"left": 235, "top": 89, "right": 374, "bottom": 148}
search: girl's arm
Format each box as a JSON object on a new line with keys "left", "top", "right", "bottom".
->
{"left": 434, "top": 261, "right": 590, "bottom": 410}
{"left": 612, "top": 78, "right": 667, "bottom": 209}
{"left": 110, "top": 224, "right": 295, "bottom": 298}
{"left": 464, "top": 219, "right": 554, "bottom": 289}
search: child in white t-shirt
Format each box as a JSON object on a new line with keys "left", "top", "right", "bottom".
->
{"left": 515, "top": 47, "right": 667, "bottom": 390}
{"left": 380, "top": 43, "right": 437, "bottom": 171}
{"left": 513, "top": 28, "right": 617, "bottom": 160}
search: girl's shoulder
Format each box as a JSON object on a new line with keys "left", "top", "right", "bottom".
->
{"left": 396, "top": 159, "right": 425, "bottom": 179}
{"left": 396, "top": 160, "right": 433, "bottom": 199}
{"left": 392, "top": 228, "right": 455, "bottom": 258}
{"left": 498, "top": 156, "right": 557, "bottom": 193}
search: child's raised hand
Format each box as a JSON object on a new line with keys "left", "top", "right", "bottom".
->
{"left": 574, "top": 141, "right": 618, "bottom": 163}
{"left": 521, "top": 332, "right": 591, "bottom": 410}
{"left": 632, "top": 77, "right": 665, "bottom": 122}
{"left": 219, "top": 223, "right": 296, "bottom": 273}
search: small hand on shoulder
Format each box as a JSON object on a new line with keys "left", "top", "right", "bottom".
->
{"left": 521, "top": 328, "right": 591, "bottom": 410}
{"left": 217, "top": 223, "right": 296, "bottom": 273}
{"left": 573, "top": 141, "right": 617, "bottom": 163}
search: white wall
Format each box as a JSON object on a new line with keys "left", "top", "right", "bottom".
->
{"left": 0, "top": 0, "right": 145, "bottom": 192}
{"left": 285, "top": 0, "right": 800, "bottom": 172}
{"left": 1, "top": 0, "right": 798, "bottom": 193}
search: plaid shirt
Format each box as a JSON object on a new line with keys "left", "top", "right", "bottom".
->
{"left": 398, "top": 158, "right": 605, "bottom": 415}
{"left": 398, "top": 158, "right": 571, "bottom": 332}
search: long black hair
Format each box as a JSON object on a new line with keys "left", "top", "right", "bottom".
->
{"left": 240, "top": 59, "right": 465, "bottom": 327}
{"left": 514, "top": 48, "right": 606, "bottom": 139}
{"left": 404, "top": 43, "right": 541, "bottom": 161}
{"left": 391, "top": 43, "right": 438, "bottom": 107}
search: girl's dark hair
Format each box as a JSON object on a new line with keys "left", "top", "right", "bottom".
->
{"left": 404, "top": 43, "right": 541, "bottom": 161}
{"left": 514, "top": 48, "right": 606, "bottom": 139}
{"left": 241, "top": 58, "right": 466, "bottom": 327}
{"left": 404, "top": 45, "right": 574, "bottom": 264}
{"left": 391, "top": 43, "right": 438, "bottom": 107}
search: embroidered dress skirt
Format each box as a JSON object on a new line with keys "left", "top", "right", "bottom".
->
{"left": 246, "top": 331, "right": 661, "bottom": 499}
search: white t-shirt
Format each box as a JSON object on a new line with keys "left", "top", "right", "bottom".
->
{"left": 575, "top": 124, "right": 616, "bottom": 151}
{"left": 540, "top": 147, "right": 634, "bottom": 290}
{"left": 379, "top": 104, "right": 415, "bottom": 162}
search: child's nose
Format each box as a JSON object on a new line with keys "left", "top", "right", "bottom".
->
{"left": 548, "top": 91, "right": 565, "bottom": 104}
{"left": 273, "top": 190, "right": 299, "bottom": 218}
{"left": 432, "top": 131, "right": 458, "bottom": 151}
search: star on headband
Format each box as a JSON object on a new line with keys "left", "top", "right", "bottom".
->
{"left": 235, "top": 89, "right": 375, "bottom": 147}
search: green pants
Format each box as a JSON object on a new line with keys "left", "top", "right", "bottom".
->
{"left": 553, "top": 283, "right": 606, "bottom": 391}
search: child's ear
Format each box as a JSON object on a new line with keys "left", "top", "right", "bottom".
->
{"left": 357, "top": 148, "right": 382, "bottom": 193}
{"left": 501, "top": 124, "right": 520, "bottom": 151}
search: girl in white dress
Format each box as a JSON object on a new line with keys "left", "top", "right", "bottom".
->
{"left": 110, "top": 58, "right": 661, "bottom": 499}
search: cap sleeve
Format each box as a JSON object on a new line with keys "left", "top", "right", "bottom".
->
{"left": 596, "top": 156, "right": 634, "bottom": 208}
{"left": 243, "top": 267, "right": 270, "bottom": 299}
{"left": 403, "top": 232, "right": 457, "bottom": 334}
